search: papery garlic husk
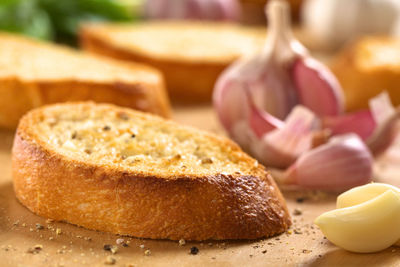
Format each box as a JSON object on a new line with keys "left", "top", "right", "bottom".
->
{"left": 282, "top": 134, "right": 373, "bottom": 191}
{"left": 321, "top": 92, "right": 400, "bottom": 156}
{"left": 367, "top": 92, "right": 400, "bottom": 155}
{"left": 145, "top": 0, "right": 241, "bottom": 21}
{"left": 323, "top": 110, "right": 376, "bottom": 141}
{"left": 252, "top": 106, "right": 319, "bottom": 168}
{"left": 323, "top": 92, "right": 395, "bottom": 142}
{"left": 213, "top": 0, "right": 344, "bottom": 169}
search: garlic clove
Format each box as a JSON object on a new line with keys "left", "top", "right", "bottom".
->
{"left": 323, "top": 110, "right": 376, "bottom": 141}
{"left": 252, "top": 106, "right": 317, "bottom": 168}
{"left": 292, "top": 57, "right": 344, "bottom": 116}
{"left": 315, "top": 190, "right": 400, "bottom": 253}
{"left": 213, "top": 78, "right": 247, "bottom": 132}
{"left": 337, "top": 183, "right": 400, "bottom": 209}
{"left": 283, "top": 134, "right": 373, "bottom": 191}
{"left": 245, "top": 88, "right": 284, "bottom": 138}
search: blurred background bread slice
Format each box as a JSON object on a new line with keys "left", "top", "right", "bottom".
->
{"left": 0, "top": 32, "right": 171, "bottom": 129}
{"left": 80, "top": 21, "right": 266, "bottom": 103}
{"left": 330, "top": 36, "right": 400, "bottom": 111}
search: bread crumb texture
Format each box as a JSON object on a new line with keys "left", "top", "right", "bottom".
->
{"left": 30, "top": 103, "right": 261, "bottom": 178}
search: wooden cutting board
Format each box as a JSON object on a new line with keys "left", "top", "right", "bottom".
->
{"left": 0, "top": 105, "right": 399, "bottom": 267}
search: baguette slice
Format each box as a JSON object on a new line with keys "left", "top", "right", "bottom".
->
{"left": 0, "top": 32, "right": 171, "bottom": 129}
{"left": 80, "top": 21, "right": 266, "bottom": 102}
{"left": 331, "top": 36, "right": 400, "bottom": 111}
{"left": 12, "top": 102, "right": 291, "bottom": 240}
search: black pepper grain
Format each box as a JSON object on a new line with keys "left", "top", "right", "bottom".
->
{"left": 131, "top": 134, "right": 136, "bottom": 138}
{"left": 103, "top": 244, "right": 112, "bottom": 251}
{"left": 103, "top": 126, "right": 111, "bottom": 131}
{"left": 296, "top": 197, "right": 306, "bottom": 203}
{"left": 262, "top": 250, "right": 267, "bottom": 254}
{"left": 190, "top": 246, "right": 199, "bottom": 255}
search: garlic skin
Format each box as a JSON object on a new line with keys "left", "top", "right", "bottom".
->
{"left": 283, "top": 134, "right": 373, "bottom": 191}
{"left": 323, "top": 110, "right": 376, "bottom": 141}
{"left": 292, "top": 57, "right": 344, "bottom": 116}
{"left": 315, "top": 190, "right": 400, "bottom": 253}
{"left": 144, "top": 0, "right": 241, "bottom": 21}
{"left": 252, "top": 106, "right": 318, "bottom": 168}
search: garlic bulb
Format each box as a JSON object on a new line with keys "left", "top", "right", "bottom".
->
{"left": 213, "top": 0, "right": 400, "bottom": 191}
{"left": 302, "top": 0, "right": 400, "bottom": 49}
{"left": 214, "top": 0, "right": 344, "bottom": 168}
{"left": 144, "top": 0, "right": 241, "bottom": 21}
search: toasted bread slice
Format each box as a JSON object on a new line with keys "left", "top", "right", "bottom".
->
{"left": 0, "top": 32, "right": 171, "bottom": 129}
{"left": 80, "top": 21, "right": 266, "bottom": 102}
{"left": 331, "top": 36, "right": 400, "bottom": 111}
{"left": 12, "top": 102, "right": 290, "bottom": 240}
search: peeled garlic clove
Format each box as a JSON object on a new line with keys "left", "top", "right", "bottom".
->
{"left": 323, "top": 110, "right": 376, "bottom": 141}
{"left": 283, "top": 134, "right": 373, "bottom": 191}
{"left": 252, "top": 106, "right": 317, "bottom": 168}
{"left": 292, "top": 57, "right": 344, "bottom": 116}
{"left": 315, "top": 190, "right": 400, "bottom": 253}
{"left": 337, "top": 183, "right": 400, "bottom": 209}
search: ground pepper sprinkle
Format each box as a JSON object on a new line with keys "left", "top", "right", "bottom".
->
{"left": 190, "top": 246, "right": 199, "bottom": 255}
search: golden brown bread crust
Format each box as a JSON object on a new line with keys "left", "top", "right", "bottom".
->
{"left": 0, "top": 33, "right": 171, "bottom": 129}
{"left": 12, "top": 103, "right": 291, "bottom": 240}
{"left": 79, "top": 23, "right": 265, "bottom": 103}
{"left": 330, "top": 36, "right": 400, "bottom": 111}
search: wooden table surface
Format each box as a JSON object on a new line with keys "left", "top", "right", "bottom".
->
{"left": 0, "top": 105, "right": 399, "bottom": 267}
